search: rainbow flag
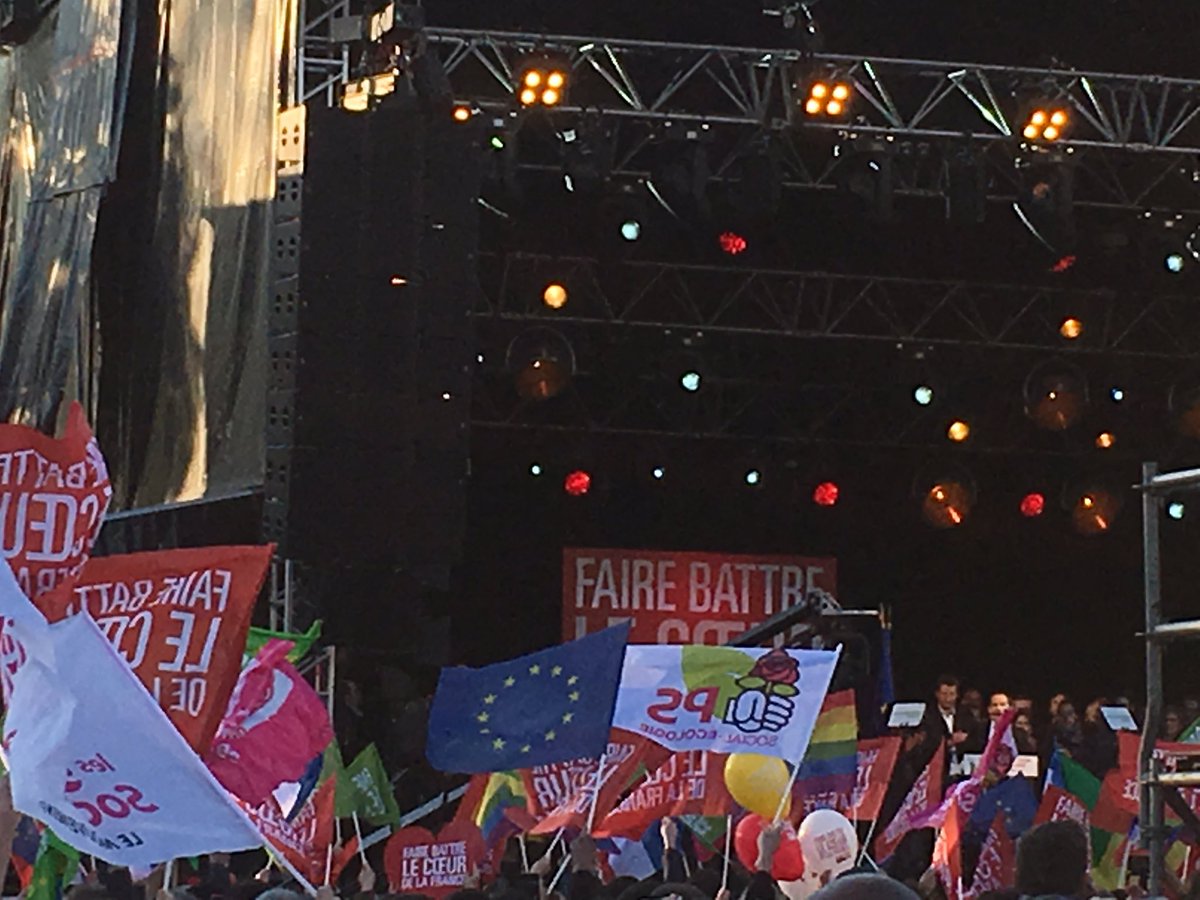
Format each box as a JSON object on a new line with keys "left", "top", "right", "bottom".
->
{"left": 460, "top": 770, "right": 537, "bottom": 847}
{"left": 792, "top": 690, "right": 858, "bottom": 816}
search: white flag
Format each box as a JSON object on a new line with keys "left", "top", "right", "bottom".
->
{"left": 0, "top": 562, "right": 263, "bottom": 866}
{"left": 612, "top": 645, "right": 839, "bottom": 762}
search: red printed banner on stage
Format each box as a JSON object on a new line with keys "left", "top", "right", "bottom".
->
{"left": 38, "top": 545, "right": 271, "bottom": 752}
{"left": 384, "top": 821, "right": 486, "bottom": 898}
{"left": 848, "top": 737, "right": 901, "bottom": 821}
{"left": 0, "top": 403, "right": 111, "bottom": 602}
{"left": 563, "top": 548, "right": 837, "bottom": 644}
{"left": 597, "top": 751, "right": 732, "bottom": 838}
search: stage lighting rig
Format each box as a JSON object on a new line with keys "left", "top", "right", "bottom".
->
{"left": 797, "top": 77, "right": 853, "bottom": 119}
{"left": 507, "top": 328, "right": 576, "bottom": 401}
{"left": 1068, "top": 486, "right": 1120, "bottom": 536}
{"left": 1022, "top": 105, "right": 1070, "bottom": 143}
{"left": 1024, "top": 362, "right": 1088, "bottom": 431}
{"left": 516, "top": 54, "right": 571, "bottom": 108}
{"left": 917, "top": 472, "right": 974, "bottom": 529}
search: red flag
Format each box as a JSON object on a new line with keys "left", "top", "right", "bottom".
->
{"left": 967, "top": 812, "right": 1015, "bottom": 898}
{"left": 530, "top": 730, "right": 669, "bottom": 834}
{"left": 1035, "top": 785, "right": 1090, "bottom": 828}
{"left": 931, "top": 798, "right": 964, "bottom": 900}
{"left": 36, "top": 545, "right": 271, "bottom": 752}
{"left": 848, "top": 737, "right": 901, "bottom": 821}
{"left": 241, "top": 776, "right": 336, "bottom": 886}
{"left": 874, "top": 743, "right": 945, "bottom": 861}
{"left": 0, "top": 402, "right": 111, "bottom": 603}
{"left": 1094, "top": 770, "right": 1137, "bottom": 834}
{"left": 205, "top": 638, "right": 334, "bottom": 805}
{"left": 595, "top": 751, "right": 732, "bottom": 838}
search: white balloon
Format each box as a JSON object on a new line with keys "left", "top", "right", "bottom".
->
{"left": 777, "top": 874, "right": 822, "bottom": 900}
{"left": 797, "top": 808, "right": 859, "bottom": 882}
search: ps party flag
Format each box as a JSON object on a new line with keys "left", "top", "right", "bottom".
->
{"left": 426, "top": 622, "right": 630, "bottom": 773}
{"left": 612, "top": 645, "right": 839, "bottom": 762}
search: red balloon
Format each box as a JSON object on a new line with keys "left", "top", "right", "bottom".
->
{"left": 734, "top": 814, "right": 805, "bottom": 882}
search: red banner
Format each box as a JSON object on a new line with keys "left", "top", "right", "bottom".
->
{"left": 242, "top": 776, "right": 336, "bottom": 887}
{"left": 0, "top": 403, "right": 111, "bottom": 602}
{"left": 384, "top": 821, "right": 486, "bottom": 898}
{"left": 529, "top": 730, "right": 670, "bottom": 834}
{"left": 563, "top": 548, "right": 837, "bottom": 643}
{"left": 849, "top": 737, "right": 901, "bottom": 821}
{"left": 1035, "top": 785, "right": 1090, "bottom": 829}
{"left": 35, "top": 546, "right": 271, "bottom": 752}
{"left": 597, "top": 751, "right": 732, "bottom": 838}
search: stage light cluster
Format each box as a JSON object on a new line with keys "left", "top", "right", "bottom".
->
{"left": 1023, "top": 107, "right": 1069, "bottom": 142}
{"left": 803, "top": 82, "right": 852, "bottom": 117}
{"left": 518, "top": 65, "right": 568, "bottom": 107}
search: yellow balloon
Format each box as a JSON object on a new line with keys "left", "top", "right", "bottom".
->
{"left": 724, "top": 753, "right": 793, "bottom": 819}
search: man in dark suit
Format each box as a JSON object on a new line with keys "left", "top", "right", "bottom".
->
{"left": 919, "top": 674, "right": 978, "bottom": 774}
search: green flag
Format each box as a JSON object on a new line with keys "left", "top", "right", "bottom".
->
{"left": 1181, "top": 715, "right": 1200, "bottom": 743}
{"left": 344, "top": 743, "right": 401, "bottom": 825}
{"left": 27, "top": 829, "right": 80, "bottom": 900}
{"left": 244, "top": 620, "right": 323, "bottom": 662}
{"left": 321, "top": 739, "right": 345, "bottom": 785}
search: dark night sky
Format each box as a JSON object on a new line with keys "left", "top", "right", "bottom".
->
{"left": 436, "top": 0, "right": 1200, "bottom": 709}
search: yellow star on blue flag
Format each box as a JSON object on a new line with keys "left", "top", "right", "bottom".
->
{"left": 426, "top": 623, "right": 629, "bottom": 772}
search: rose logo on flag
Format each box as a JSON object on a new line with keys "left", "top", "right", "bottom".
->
{"left": 725, "top": 649, "right": 800, "bottom": 734}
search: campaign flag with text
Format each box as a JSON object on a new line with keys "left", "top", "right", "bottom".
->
{"left": 206, "top": 638, "right": 334, "bottom": 806}
{"left": 848, "top": 737, "right": 901, "bottom": 821}
{"left": 874, "top": 743, "right": 944, "bottom": 862}
{"left": 0, "top": 402, "right": 111, "bottom": 603}
{"left": 530, "top": 730, "right": 669, "bottom": 834}
{"left": 612, "top": 645, "right": 839, "bottom": 762}
{"left": 343, "top": 743, "right": 401, "bottom": 826}
{"left": 0, "top": 564, "right": 263, "bottom": 866}
{"left": 966, "top": 812, "right": 1014, "bottom": 898}
{"left": 37, "top": 545, "right": 271, "bottom": 752}
{"left": 427, "top": 624, "right": 630, "bottom": 773}
{"left": 596, "top": 751, "right": 732, "bottom": 838}
{"left": 239, "top": 777, "right": 336, "bottom": 886}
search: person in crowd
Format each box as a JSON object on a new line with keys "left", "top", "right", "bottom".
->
{"left": 961, "top": 689, "right": 985, "bottom": 728}
{"left": 1184, "top": 696, "right": 1200, "bottom": 728}
{"left": 1165, "top": 705, "right": 1185, "bottom": 742}
{"left": 811, "top": 874, "right": 919, "bottom": 898}
{"left": 1014, "top": 821, "right": 1090, "bottom": 898}
{"left": 963, "top": 691, "right": 1010, "bottom": 754}
{"left": 1013, "top": 709, "right": 1037, "bottom": 755}
{"left": 921, "top": 674, "right": 978, "bottom": 772}
{"left": 1075, "top": 696, "right": 1117, "bottom": 778}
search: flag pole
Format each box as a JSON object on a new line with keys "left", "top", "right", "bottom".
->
{"left": 163, "top": 860, "right": 175, "bottom": 893}
{"left": 519, "top": 834, "right": 531, "bottom": 873}
{"left": 858, "top": 817, "right": 879, "bottom": 866}
{"left": 269, "top": 844, "right": 319, "bottom": 897}
{"left": 585, "top": 752, "right": 609, "bottom": 833}
{"left": 720, "top": 814, "right": 733, "bottom": 894}
{"left": 352, "top": 811, "right": 368, "bottom": 865}
{"left": 546, "top": 853, "right": 572, "bottom": 894}
{"left": 324, "top": 842, "right": 334, "bottom": 886}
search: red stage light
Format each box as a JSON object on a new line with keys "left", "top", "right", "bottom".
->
{"left": 1020, "top": 492, "right": 1046, "bottom": 518}
{"left": 1051, "top": 254, "right": 1077, "bottom": 273}
{"left": 564, "top": 469, "right": 591, "bottom": 496}
{"left": 718, "top": 232, "right": 748, "bottom": 255}
{"left": 813, "top": 481, "right": 840, "bottom": 507}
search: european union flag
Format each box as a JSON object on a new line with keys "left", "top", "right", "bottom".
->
{"left": 426, "top": 623, "right": 630, "bottom": 773}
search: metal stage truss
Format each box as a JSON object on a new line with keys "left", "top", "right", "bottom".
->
{"left": 475, "top": 252, "right": 1200, "bottom": 359}
{"left": 299, "top": 20, "right": 1200, "bottom": 211}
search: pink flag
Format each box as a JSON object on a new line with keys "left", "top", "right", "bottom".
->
{"left": 913, "top": 709, "right": 1017, "bottom": 832}
{"left": 205, "top": 639, "right": 333, "bottom": 805}
{"left": 874, "top": 743, "right": 944, "bottom": 861}
{"left": 966, "top": 812, "right": 1014, "bottom": 898}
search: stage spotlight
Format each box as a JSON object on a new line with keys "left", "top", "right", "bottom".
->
{"left": 800, "top": 80, "right": 852, "bottom": 118}
{"left": 1110, "top": 386, "right": 1125, "bottom": 403}
{"left": 1166, "top": 252, "right": 1186, "bottom": 273}
{"left": 530, "top": 463, "right": 543, "bottom": 476}
{"left": 507, "top": 328, "right": 576, "bottom": 401}
{"left": 564, "top": 469, "right": 591, "bottom": 497}
{"left": 542, "top": 282, "right": 568, "bottom": 309}
{"left": 516, "top": 57, "right": 570, "bottom": 108}
{"left": 1024, "top": 363, "right": 1087, "bottom": 431}
{"left": 1070, "top": 488, "right": 1120, "bottom": 536}
{"left": 621, "top": 220, "right": 641, "bottom": 241}
{"left": 922, "top": 480, "right": 972, "bottom": 529}
{"left": 913, "top": 385, "right": 934, "bottom": 406}
{"left": 680, "top": 370, "right": 702, "bottom": 393}
{"left": 1022, "top": 106, "right": 1069, "bottom": 142}
{"left": 600, "top": 183, "right": 648, "bottom": 250}
{"left": 452, "top": 104, "right": 473, "bottom": 122}
{"left": 1059, "top": 317, "right": 1083, "bottom": 339}
{"left": 1168, "top": 501, "right": 1186, "bottom": 520}
{"left": 652, "top": 466, "right": 666, "bottom": 480}
{"left": 813, "top": 481, "right": 840, "bottom": 507}
{"left": 1095, "top": 431, "right": 1115, "bottom": 449}
{"left": 718, "top": 231, "right": 748, "bottom": 255}
{"left": 744, "top": 468, "right": 763, "bottom": 487}
{"left": 1020, "top": 492, "right": 1046, "bottom": 518}
{"left": 947, "top": 420, "right": 971, "bottom": 442}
